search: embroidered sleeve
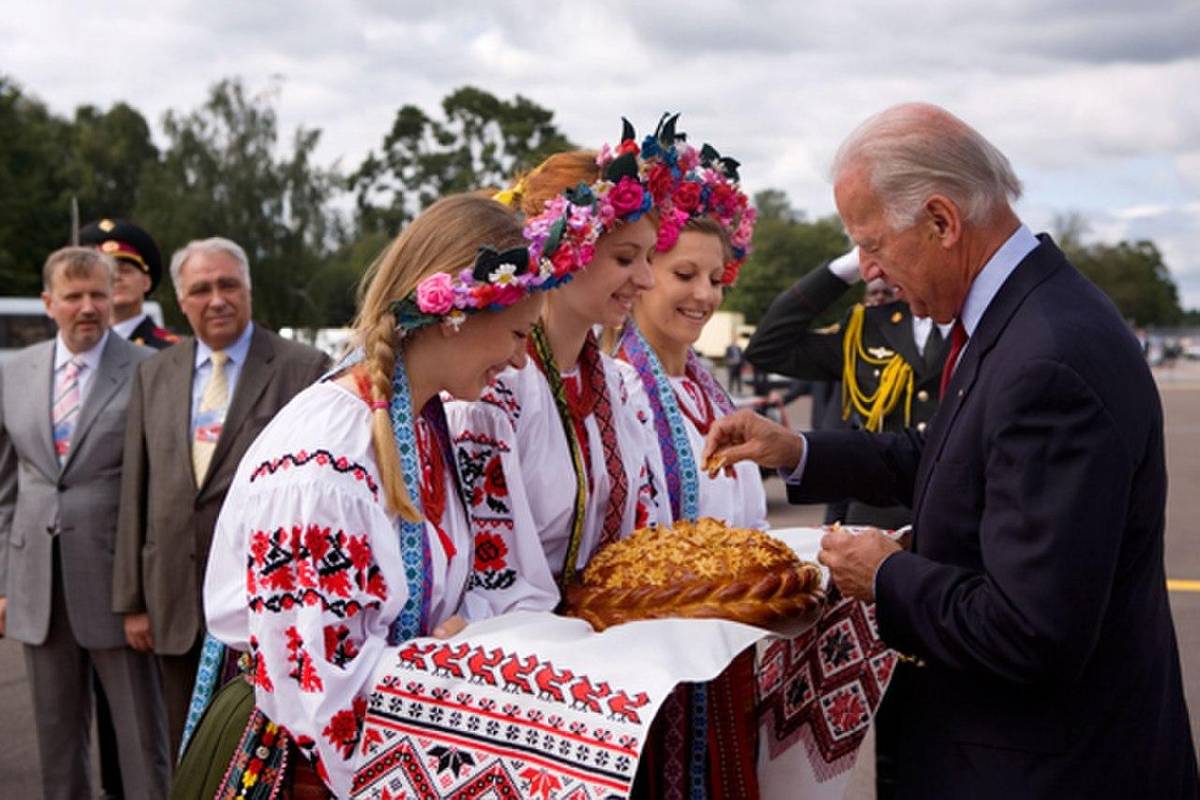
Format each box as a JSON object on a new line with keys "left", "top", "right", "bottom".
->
{"left": 615, "top": 360, "right": 672, "bottom": 529}
{"left": 445, "top": 400, "right": 559, "bottom": 619}
{"left": 216, "top": 476, "right": 407, "bottom": 799}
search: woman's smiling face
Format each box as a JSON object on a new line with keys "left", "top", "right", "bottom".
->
{"left": 553, "top": 216, "right": 658, "bottom": 328}
{"left": 636, "top": 230, "right": 726, "bottom": 350}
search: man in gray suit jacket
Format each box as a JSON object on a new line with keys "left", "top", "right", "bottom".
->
{"left": 113, "top": 236, "right": 330, "bottom": 754}
{"left": 0, "top": 247, "right": 169, "bottom": 800}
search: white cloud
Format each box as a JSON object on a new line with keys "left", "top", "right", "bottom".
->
{"left": 4, "top": 0, "right": 1199, "bottom": 307}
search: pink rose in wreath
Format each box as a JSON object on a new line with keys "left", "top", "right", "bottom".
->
{"left": 415, "top": 272, "right": 455, "bottom": 314}
{"left": 608, "top": 177, "right": 646, "bottom": 217}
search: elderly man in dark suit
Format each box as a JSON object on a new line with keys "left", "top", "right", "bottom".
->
{"left": 0, "top": 247, "right": 169, "bottom": 799}
{"left": 704, "top": 103, "right": 1198, "bottom": 798}
{"left": 113, "top": 237, "right": 330, "bottom": 754}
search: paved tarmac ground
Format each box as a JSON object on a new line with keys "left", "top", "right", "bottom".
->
{"left": 2, "top": 364, "right": 1199, "bottom": 797}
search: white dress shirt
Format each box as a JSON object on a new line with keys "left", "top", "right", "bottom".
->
{"left": 111, "top": 313, "right": 149, "bottom": 340}
{"left": 53, "top": 330, "right": 109, "bottom": 406}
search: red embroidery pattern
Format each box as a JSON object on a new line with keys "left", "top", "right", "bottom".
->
{"left": 249, "top": 449, "right": 379, "bottom": 500}
{"left": 386, "top": 642, "right": 652, "bottom": 721}
{"left": 415, "top": 417, "right": 454, "bottom": 558}
{"left": 455, "top": 431, "right": 517, "bottom": 591}
{"left": 674, "top": 378, "right": 716, "bottom": 436}
{"left": 757, "top": 595, "right": 896, "bottom": 781}
{"left": 323, "top": 695, "right": 368, "bottom": 761}
{"left": 247, "top": 525, "right": 388, "bottom": 619}
{"left": 474, "top": 531, "right": 509, "bottom": 573}
{"left": 248, "top": 636, "right": 274, "bottom": 693}
{"left": 285, "top": 626, "right": 324, "bottom": 693}
{"left": 580, "top": 339, "right": 626, "bottom": 549}
{"left": 323, "top": 624, "right": 361, "bottom": 668}
{"left": 634, "top": 462, "right": 658, "bottom": 530}
{"left": 355, "top": 673, "right": 644, "bottom": 799}
{"left": 478, "top": 378, "right": 522, "bottom": 428}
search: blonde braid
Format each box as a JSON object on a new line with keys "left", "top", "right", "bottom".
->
{"left": 364, "top": 314, "right": 422, "bottom": 522}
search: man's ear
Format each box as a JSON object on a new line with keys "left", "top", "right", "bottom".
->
{"left": 924, "top": 195, "right": 962, "bottom": 248}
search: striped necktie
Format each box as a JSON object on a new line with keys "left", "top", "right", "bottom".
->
{"left": 52, "top": 356, "right": 85, "bottom": 465}
{"left": 192, "top": 350, "right": 229, "bottom": 485}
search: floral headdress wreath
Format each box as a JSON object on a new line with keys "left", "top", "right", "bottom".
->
{"left": 390, "top": 244, "right": 569, "bottom": 335}
{"left": 653, "top": 130, "right": 757, "bottom": 286}
{"left": 521, "top": 115, "right": 689, "bottom": 278}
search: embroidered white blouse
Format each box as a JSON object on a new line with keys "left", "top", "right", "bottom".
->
{"left": 662, "top": 370, "right": 769, "bottom": 530}
{"left": 444, "top": 351, "right": 670, "bottom": 612}
{"left": 204, "top": 380, "right": 555, "bottom": 797}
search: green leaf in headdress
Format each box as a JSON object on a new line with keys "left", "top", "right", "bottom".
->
{"left": 545, "top": 216, "right": 566, "bottom": 256}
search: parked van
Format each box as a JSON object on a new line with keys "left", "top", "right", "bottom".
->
{"left": 0, "top": 297, "right": 165, "bottom": 356}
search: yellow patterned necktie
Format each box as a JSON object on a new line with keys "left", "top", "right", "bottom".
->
{"left": 192, "top": 350, "right": 229, "bottom": 485}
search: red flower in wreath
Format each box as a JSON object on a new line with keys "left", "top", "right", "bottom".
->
{"left": 673, "top": 180, "right": 702, "bottom": 213}
{"left": 474, "top": 532, "right": 509, "bottom": 572}
{"left": 647, "top": 163, "right": 675, "bottom": 203}
{"left": 482, "top": 454, "right": 507, "bottom": 497}
{"left": 720, "top": 260, "right": 741, "bottom": 286}
{"left": 550, "top": 245, "right": 576, "bottom": 277}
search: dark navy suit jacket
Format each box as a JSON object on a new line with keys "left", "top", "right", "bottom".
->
{"left": 790, "top": 236, "right": 1198, "bottom": 798}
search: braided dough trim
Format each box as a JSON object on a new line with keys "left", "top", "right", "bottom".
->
{"left": 565, "top": 563, "right": 825, "bottom": 632}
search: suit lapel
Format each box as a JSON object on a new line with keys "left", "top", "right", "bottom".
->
{"left": 128, "top": 316, "right": 154, "bottom": 344}
{"left": 167, "top": 339, "right": 201, "bottom": 491}
{"left": 201, "top": 327, "right": 274, "bottom": 491}
{"left": 61, "top": 335, "right": 131, "bottom": 474}
{"left": 921, "top": 326, "right": 952, "bottom": 378}
{"left": 911, "top": 238, "right": 1065, "bottom": 523}
{"left": 28, "top": 341, "right": 60, "bottom": 478}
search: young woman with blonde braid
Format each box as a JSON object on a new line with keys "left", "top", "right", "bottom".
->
{"left": 180, "top": 194, "right": 567, "bottom": 799}
{"left": 445, "top": 119, "right": 684, "bottom": 615}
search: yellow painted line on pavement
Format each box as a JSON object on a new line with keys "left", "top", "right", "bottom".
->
{"left": 1167, "top": 580, "right": 1200, "bottom": 593}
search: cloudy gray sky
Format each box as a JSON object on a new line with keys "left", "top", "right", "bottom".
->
{"left": 5, "top": 0, "right": 1199, "bottom": 307}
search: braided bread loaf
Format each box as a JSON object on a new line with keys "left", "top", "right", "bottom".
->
{"left": 564, "top": 518, "right": 825, "bottom": 631}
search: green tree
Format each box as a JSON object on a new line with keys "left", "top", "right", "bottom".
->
{"left": 135, "top": 78, "right": 342, "bottom": 328}
{"left": 724, "top": 190, "right": 851, "bottom": 324}
{"left": 1053, "top": 212, "right": 1183, "bottom": 326}
{"left": 1074, "top": 240, "right": 1182, "bottom": 326}
{"left": 0, "top": 78, "right": 159, "bottom": 296}
{"left": 0, "top": 76, "right": 76, "bottom": 294}
{"left": 350, "top": 86, "right": 575, "bottom": 234}
{"left": 69, "top": 102, "right": 158, "bottom": 222}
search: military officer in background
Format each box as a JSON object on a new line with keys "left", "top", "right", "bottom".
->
{"left": 79, "top": 219, "right": 179, "bottom": 350}
{"left": 746, "top": 247, "right": 953, "bottom": 799}
{"left": 746, "top": 247, "right": 951, "bottom": 530}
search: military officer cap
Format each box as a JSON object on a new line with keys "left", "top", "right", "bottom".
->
{"left": 78, "top": 218, "right": 163, "bottom": 295}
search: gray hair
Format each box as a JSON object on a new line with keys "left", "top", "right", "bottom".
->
{"left": 831, "top": 103, "right": 1022, "bottom": 229}
{"left": 169, "top": 237, "right": 253, "bottom": 297}
{"left": 43, "top": 246, "right": 115, "bottom": 290}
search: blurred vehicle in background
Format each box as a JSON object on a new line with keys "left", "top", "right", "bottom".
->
{"left": 0, "top": 297, "right": 164, "bottom": 359}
